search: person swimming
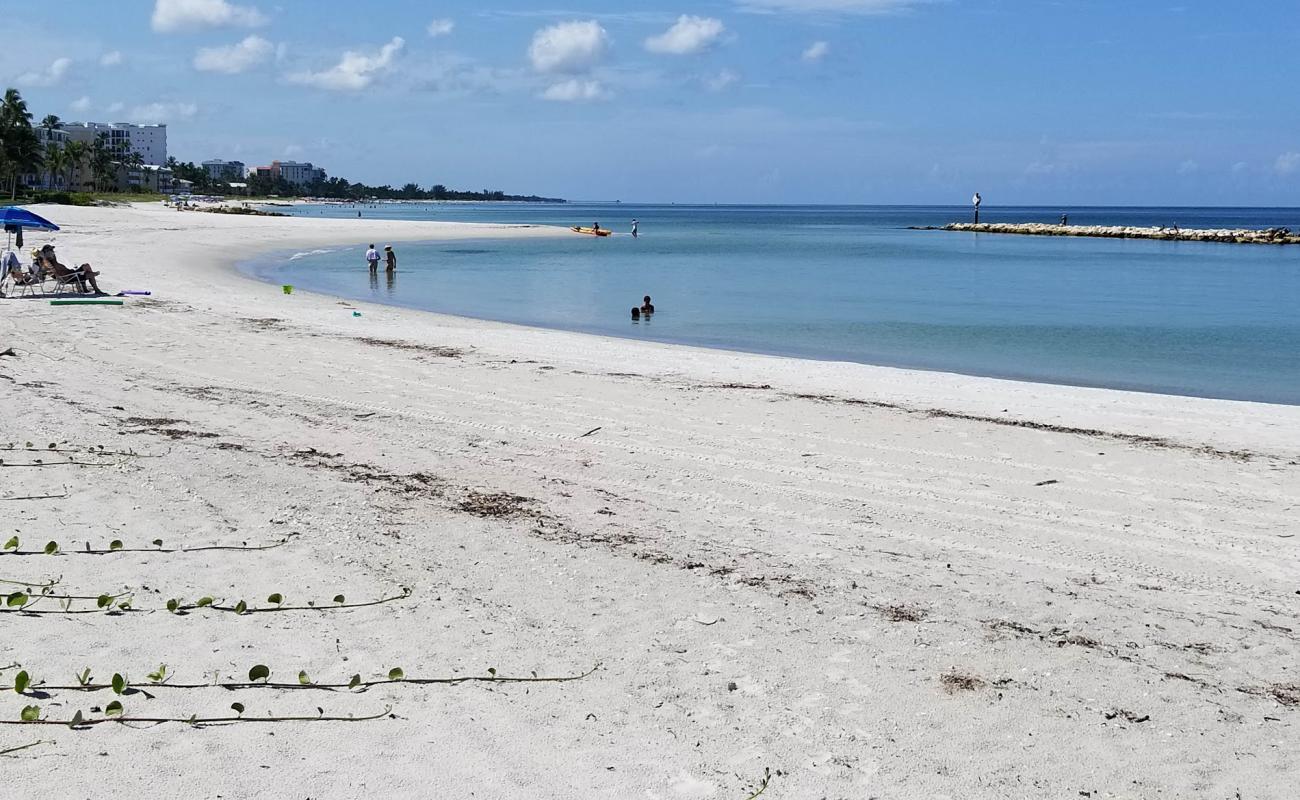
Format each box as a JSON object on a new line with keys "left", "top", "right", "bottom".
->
{"left": 641, "top": 295, "right": 654, "bottom": 315}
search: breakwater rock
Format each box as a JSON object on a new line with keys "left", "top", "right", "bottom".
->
{"left": 915, "top": 222, "right": 1300, "bottom": 245}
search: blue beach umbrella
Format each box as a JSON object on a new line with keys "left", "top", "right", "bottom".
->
{"left": 1, "top": 206, "right": 60, "bottom": 250}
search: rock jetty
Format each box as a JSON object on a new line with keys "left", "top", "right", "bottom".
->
{"left": 919, "top": 222, "right": 1300, "bottom": 245}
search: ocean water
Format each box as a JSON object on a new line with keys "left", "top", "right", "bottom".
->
{"left": 244, "top": 203, "right": 1300, "bottom": 405}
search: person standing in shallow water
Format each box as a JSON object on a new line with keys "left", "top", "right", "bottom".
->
{"left": 631, "top": 219, "right": 639, "bottom": 238}
{"left": 365, "top": 244, "right": 380, "bottom": 273}
{"left": 384, "top": 245, "right": 397, "bottom": 272}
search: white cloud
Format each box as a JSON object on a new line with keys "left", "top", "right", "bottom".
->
{"left": 704, "top": 69, "right": 740, "bottom": 91}
{"left": 152, "top": 0, "right": 266, "bottom": 32}
{"left": 802, "top": 41, "right": 830, "bottom": 61}
{"left": 100, "top": 51, "right": 123, "bottom": 67}
{"left": 541, "top": 79, "right": 608, "bottom": 102}
{"left": 16, "top": 57, "right": 72, "bottom": 87}
{"left": 528, "top": 20, "right": 609, "bottom": 74}
{"left": 106, "top": 102, "right": 125, "bottom": 114}
{"left": 129, "top": 102, "right": 199, "bottom": 124}
{"left": 645, "top": 15, "right": 726, "bottom": 55}
{"left": 194, "top": 35, "right": 274, "bottom": 73}
{"left": 1275, "top": 152, "right": 1300, "bottom": 175}
{"left": 284, "top": 144, "right": 305, "bottom": 157}
{"left": 285, "top": 37, "right": 405, "bottom": 91}
{"left": 69, "top": 96, "right": 93, "bottom": 113}
{"left": 427, "top": 18, "right": 455, "bottom": 37}
{"left": 739, "top": 0, "right": 927, "bottom": 13}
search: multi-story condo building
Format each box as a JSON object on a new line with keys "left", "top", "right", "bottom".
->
{"left": 63, "top": 122, "right": 168, "bottom": 166}
{"left": 202, "top": 159, "right": 246, "bottom": 182}
{"left": 252, "top": 160, "right": 326, "bottom": 188}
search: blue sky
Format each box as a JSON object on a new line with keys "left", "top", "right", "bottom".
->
{"left": 3, "top": 0, "right": 1298, "bottom": 204}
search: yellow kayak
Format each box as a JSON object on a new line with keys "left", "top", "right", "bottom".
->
{"left": 571, "top": 226, "right": 612, "bottom": 237}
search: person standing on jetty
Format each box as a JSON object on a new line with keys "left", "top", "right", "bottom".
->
{"left": 365, "top": 244, "right": 380, "bottom": 273}
{"left": 972, "top": 192, "right": 982, "bottom": 223}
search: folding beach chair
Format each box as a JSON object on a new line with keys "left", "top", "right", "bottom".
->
{"left": 1, "top": 265, "right": 43, "bottom": 299}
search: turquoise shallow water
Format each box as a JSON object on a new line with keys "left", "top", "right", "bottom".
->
{"left": 244, "top": 204, "right": 1300, "bottom": 404}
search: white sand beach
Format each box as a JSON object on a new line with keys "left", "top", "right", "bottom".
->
{"left": 1, "top": 203, "right": 1297, "bottom": 798}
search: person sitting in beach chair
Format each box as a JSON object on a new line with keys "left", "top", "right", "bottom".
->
{"left": 1, "top": 249, "right": 42, "bottom": 297}
{"left": 36, "top": 244, "right": 103, "bottom": 295}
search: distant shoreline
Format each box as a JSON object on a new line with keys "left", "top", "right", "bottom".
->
{"left": 918, "top": 221, "right": 1300, "bottom": 245}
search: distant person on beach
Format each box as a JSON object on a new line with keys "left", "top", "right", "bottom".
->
{"left": 631, "top": 219, "right": 639, "bottom": 238}
{"left": 641, "top": 295, "right": 655, "bottom": 315}
{"left": 365, "top": 244, "right": 380, "bottom": 273}
{"left": 384, "top": 245, "right": 397, "bottom": 272}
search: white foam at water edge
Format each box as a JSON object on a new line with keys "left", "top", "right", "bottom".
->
{"left": 289, "top": 249, "right": 335, "bottom": 261}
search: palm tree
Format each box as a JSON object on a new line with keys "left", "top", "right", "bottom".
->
{"left": 4, "top": 127, "right": 42, "bottom": 198}
{"left": 40, "top": 114, "right": 61, "bottom": 131}
{"left": 42, "top": 142, "right": 64, "bottom": 190}
{"left": 89, "top": 132, "right": 115, "bottom": 192}
{"left": 64, "top": 139, "right": 88, "bottom": 191}
{"left": 0, "top": 88, "right": 32, "bottom": 129}
{"left": 0, "top": 88, "right": 36, "bottom": 197}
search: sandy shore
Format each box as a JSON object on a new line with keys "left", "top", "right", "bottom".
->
{"left": 1, "top": 203, "right": 1297, "bottom": 798}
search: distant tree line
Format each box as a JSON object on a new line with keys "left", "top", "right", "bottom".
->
{"left": 167, "top": 161, "right": 563, "bottom": 203}
{"left": 1, "top": 89, "right": 152, "bottom": 197}
{"left": 2, "top": 85, "right": 563, "bottom": 203}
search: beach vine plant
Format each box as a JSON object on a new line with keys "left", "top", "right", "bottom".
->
{"left": 6, "top": 662, "right": 598, "bottom": 696}
{"left": 0, "top": 587, "right": 410, "bottom": 615}
{"left": 4, "top": 703, "right": 393, "bottom": 729}
{"left": 1, "top": 534, "right": 297, "bottom": 556}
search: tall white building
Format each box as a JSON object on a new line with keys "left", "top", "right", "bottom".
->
{"left": 64, "top": 122, "right": 168, "bottom": 166}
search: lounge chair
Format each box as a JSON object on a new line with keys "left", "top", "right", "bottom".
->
{"left": 0, "top": 261, "right": 43, "bottom": 299}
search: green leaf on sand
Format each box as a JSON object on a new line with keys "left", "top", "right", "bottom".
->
{"left": 20, "top": 705, "right": 39, "bottom": 721}
{"left": 14, "top": 670, "right": 30, "bottom": 694}
{"left": 111, "top": 673, "right": 126, "bottom": 695}
{"left": 298, "top": 670, "right": 311, "bottom": 685}
{"left": 248, "top": 664, "right": 270, "bottom": 683}
{"left": 387, "top": 667, "right": 404, "bottom": 681}
{"left": 105, "top": 700, "right": 123, "bottom": 717}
